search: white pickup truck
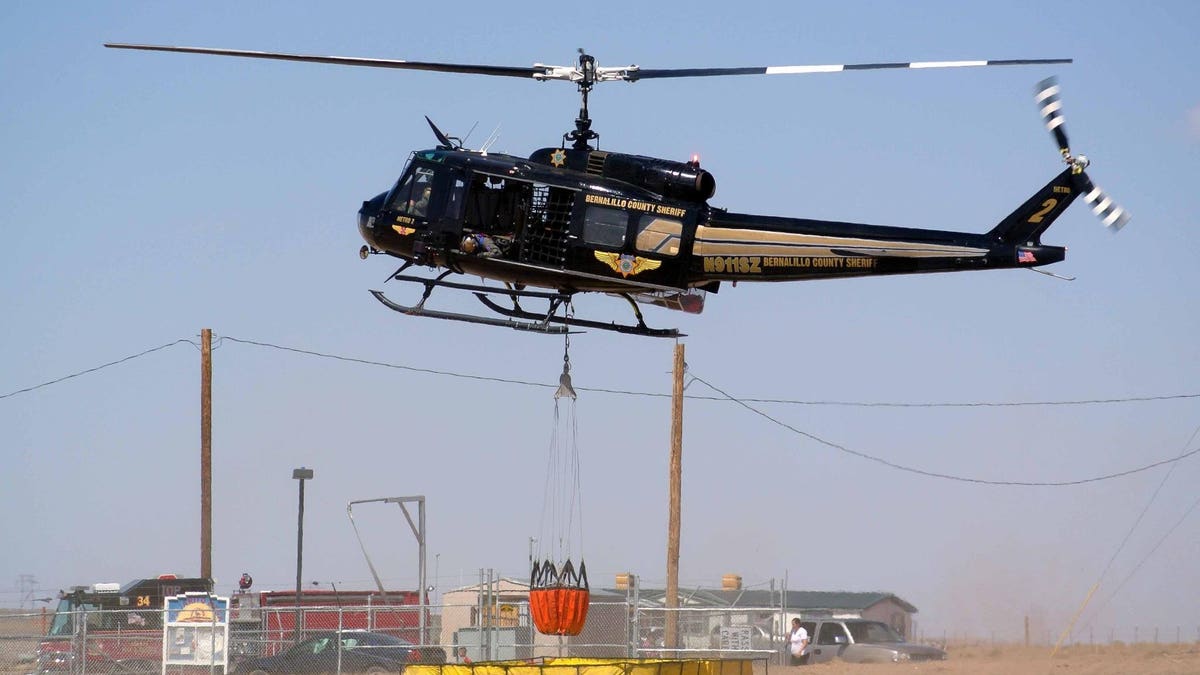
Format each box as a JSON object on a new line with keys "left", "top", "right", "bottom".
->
{"left": 797, "top": 618, "right": 946, "bottom": 664}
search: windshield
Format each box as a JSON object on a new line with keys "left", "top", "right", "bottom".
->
{"left": 48, "top": 599, "right": 74, "bottom": 636}
{"left": 387, "top": 166, "right": 436, "bottom": 217}
{"left": 48, "top": 600, "right": 103, "bottom": 636}
{"left": 846, "top": 621, "right": 904, "bottom": 644}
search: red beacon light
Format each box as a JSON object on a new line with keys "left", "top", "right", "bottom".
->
{"left": 689, "top": 153, "right": 700, "bottom": 168}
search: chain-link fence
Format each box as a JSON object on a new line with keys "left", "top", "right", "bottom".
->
{"left": 0, "top": 603, "right": 782, "bottom": 675}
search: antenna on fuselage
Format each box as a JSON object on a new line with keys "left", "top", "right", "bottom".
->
{"left": 480, "top": 124, "right": 502, "bottom": 155}
{"left": 460, "top": 121, "right": 480, "bottom": 149}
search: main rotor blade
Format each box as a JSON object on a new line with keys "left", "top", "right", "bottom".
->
{"left": 104, "top": 43, "right": 544, "bottom": 79}
{"left": 424, "top": 116, "right": 455, "bottom": 149}
{"left": 627, "top": 57, "right": 1071, "bottom": 81}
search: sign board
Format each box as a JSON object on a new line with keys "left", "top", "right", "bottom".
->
{"left": 162, "top": 592, "right": 230, "bottom": 669}
{"left": 718, "top": 625, "right": 753, "bottom": 651}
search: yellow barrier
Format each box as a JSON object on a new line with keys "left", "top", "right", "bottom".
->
{"left": 410, "top": 657, "right": 757, "bottom": 675}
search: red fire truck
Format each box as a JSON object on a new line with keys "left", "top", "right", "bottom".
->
{"left": 228, "top": 588, "right": 430, "bottom": 659}
{"left": 37, "top": 576, "right": 435, "bottom": 673}
{"left": 36, "top": 574, "right": 213, "bottom": 674}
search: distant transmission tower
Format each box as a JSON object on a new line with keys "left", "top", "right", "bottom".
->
{"left": 17, "top": 575, "right": 36, "bottom": 609}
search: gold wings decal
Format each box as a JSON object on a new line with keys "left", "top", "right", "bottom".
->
{"left": 595, "top": 251, "right": 662, "bottom": 278}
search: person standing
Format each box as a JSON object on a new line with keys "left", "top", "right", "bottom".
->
{"left": 787, "top": 617, "right": 810, "bottom": 666}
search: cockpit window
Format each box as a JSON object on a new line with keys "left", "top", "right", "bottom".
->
{"left": 389, "top": 166, "right": 436, "bottom": 217}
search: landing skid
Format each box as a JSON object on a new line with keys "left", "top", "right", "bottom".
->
{"left": 370, "top": 273, "right": 682, "bottom": 338}
{"left": 475, "top": 294, "right": 681, "bottom": 338}
{"left": 370, "top": 290, "right": 571, "bottom": 334}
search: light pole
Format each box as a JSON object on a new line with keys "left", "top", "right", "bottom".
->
{"left": 293, "top": 467, "right": 313, "bottom": 642}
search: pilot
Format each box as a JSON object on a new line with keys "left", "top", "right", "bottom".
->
{"left": 408, "top": 186, "right": 431, "bottom": 217}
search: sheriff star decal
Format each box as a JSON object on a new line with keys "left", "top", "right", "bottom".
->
{"left": 595, "top": 251, "right": 662, "bottom": 278}
{"left": 549, "top": 148, "right": 567, "bottom": 167}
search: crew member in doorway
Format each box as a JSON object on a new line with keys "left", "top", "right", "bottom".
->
{"left": 461, "top": 232, "right": 502, "bottom": 257}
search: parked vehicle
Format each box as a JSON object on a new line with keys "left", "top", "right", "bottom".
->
{"left": 232, "top": 631, "right": 443, "bottom": 674}
{"left": 36, "top": 575, "right": 213, "bottom": 674}
{"left": 229, "top": 588, "right": 427, "bottom": 659}
{"left": 800, "top": 618, "right": 946, "bottom": 663}
{"left": 36, "top": 575, "right": 434, "bottom": 674}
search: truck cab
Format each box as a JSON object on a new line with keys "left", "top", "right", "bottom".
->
{"left": 37, "top": 576, "right": 212, "bottom": 674}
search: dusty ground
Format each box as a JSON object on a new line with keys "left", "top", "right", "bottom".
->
{"left": 765, "top": 644, "right": 1200, "bottom": 675}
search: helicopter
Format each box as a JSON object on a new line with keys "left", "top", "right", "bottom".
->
{"left": 105, "top": 44, "right": 1128, "bottom": 337}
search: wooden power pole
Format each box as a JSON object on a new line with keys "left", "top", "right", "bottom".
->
{"left": 200, "top": 328, "right": 212, "bottom": 579}
{"left": 665, "top": 342, "right": 684, "bottom": 651}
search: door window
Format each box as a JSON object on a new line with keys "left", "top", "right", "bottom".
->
{"left": 445, "top": 178, "right": 466, "bottom": 221}
{"left": 635, "top": 215, "right": 682, "bottom": 256}
{"left": 583, "top": 205, "right": 628, "bottom": 248}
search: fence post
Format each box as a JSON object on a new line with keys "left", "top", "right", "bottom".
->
{"left": 337, "top": 606, "right": 343, "bottom": 674}
{"left": 80, "top": 607, "right": 88, "bottom": 675}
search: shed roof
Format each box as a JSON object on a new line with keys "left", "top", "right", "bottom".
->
{"left": 624, "top": 588, "right": 917, "bottom": 614}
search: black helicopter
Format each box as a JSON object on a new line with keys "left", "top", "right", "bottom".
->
{"left": 105, "top": 44, "right": 1128, "bottom": 337}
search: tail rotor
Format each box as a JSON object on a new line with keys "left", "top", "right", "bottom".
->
{"left": 1034, "top": 77, "right": 1129, "bottom": 231}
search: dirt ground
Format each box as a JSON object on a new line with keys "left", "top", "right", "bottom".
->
{"left": 766, "top": 643, "right": 1200, "bottom": 675}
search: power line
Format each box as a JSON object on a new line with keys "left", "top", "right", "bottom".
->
{"left": 219, "top": 335, "right": 1200, "bottom": 409}
{"left": 732, "top": 393, "right": 1200, "bottom": 408}
{"left": 219, "top": 336, "right": 552, "bottom": 388}
{"left": 1072, "top": 423, "right": 1200, "bottom": 635}
{"left": 4, "top": 333, "right": 1200, "bottom": 411}
{"left": 0, "top": 339, "right": 194, "bottom": 401}
{"left": 688, "top": 373, "right": 1200, "bottom": 487}
{"left": 1082, "top": 489, "right": 1200, "bottom": 629}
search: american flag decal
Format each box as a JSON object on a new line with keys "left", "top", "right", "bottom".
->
{"left": 1018, "top": 250, "right": 1037, "bottom": 264}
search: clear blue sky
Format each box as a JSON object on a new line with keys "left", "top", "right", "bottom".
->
{"left": 2, "top": 0, "right": 1198, "bottom": 644}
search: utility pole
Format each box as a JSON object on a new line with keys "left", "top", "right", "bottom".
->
{"left": 665, "top": 342, "right": 684, "bottom": 651}
{"left": 293, "top": 467, "right": 314, "bottom": 640}
{"left": 200, "top": 328, "right": 212, "bottom": 580}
